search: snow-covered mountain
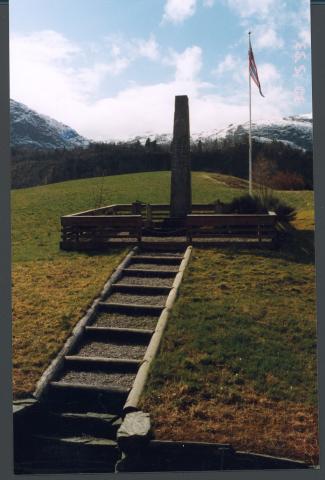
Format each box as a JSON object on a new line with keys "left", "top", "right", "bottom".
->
{"left": 10, "top": 99, "right": 89, "bottom": 149}
{"left": 10, "top": 99, "right": 312, "bottom": 152}
{"left": 128, "top": 114, "right": 313, "bottom": 151}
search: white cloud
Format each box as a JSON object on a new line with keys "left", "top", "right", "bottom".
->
{"left": 165, "top": 46, "right": 203, "bottom": 82}
{"left": 212, "top": 55, "right": 279, "bottom": 95}
{"left": 258, "top": 63, "right": 281, "bottom": 86}
{"left": 10, "top": 30, "right": 162, "bottom": 111}
{"left": 70, "top": 78, "right": 293, "bottom": 141}
{"left": 254, "top": 26, "right": 284, "bottom": 50}
{"left": 298, "top": 28, "right": 311, "bottom": 49}
{"left": 226, "top": 0, "right": 279, "bottom": 19}
{"left": 213, "top": 54, "right": 239, "bottom": 76}
{"left": 162, "top": 0, "right": 197, "bottom": 24}
{"left": 11, "top": 30, "right": 80, "bottom": 64}
{"left": 105, "top": 33, "right": 160, "bottom": 62}
{"left": 10, "top": 30, "right": 296, "bottom": 141}
{"left": 161, "top": 0, "right": 214, "bottom": 24}
{"left": 203, "top": 0, "right": 214, "bottom": 7}
{"left": 212, "top": 53, "right": 249, "bottom": 88}
{"left": 134, "top": 35, "right": 160, "bottom": 60}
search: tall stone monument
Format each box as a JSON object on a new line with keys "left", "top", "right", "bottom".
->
{"left": 170, "top": 95, "right": 192, "bottom": 218}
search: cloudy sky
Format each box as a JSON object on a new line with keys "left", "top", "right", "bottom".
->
{"left": 10, "top": 0, "right": 311, "bottom": 140}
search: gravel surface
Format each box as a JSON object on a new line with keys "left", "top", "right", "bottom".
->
{"left": 94, "top": 312, "right": 159, "bottom": 330}
{"left": 60, "top": 370, "right": 136, "bottom": 388}
{"left": 135, "top": 252, "right": 184, "bottom": 257}
{"left": 142, "top": 237, "right": 187, "bottom": 241}
{"left": 116, "top": 275, "right": 174, "bottom": 287}
{"left": 127, "top": 263, "right": 179, "bottom": 271}
{"left": 77, "top": 341, "right": 147, "bottom": 359}
{"left": 106, "top": 292, "right": 167, "bottom": 306}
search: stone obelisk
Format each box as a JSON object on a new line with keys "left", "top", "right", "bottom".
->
{"left": 170, "top": 95, "right": 192, "bottom": 218}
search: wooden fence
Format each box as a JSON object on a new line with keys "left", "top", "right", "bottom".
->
{"left": 60, "top": 204, "right": 278, "bottom": 250}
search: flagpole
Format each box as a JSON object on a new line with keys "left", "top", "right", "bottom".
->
{"left": 248, "top": 31, "right": 252, "bottom": 196}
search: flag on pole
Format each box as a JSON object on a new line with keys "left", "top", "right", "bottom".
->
{"left": 249, "top": 38, "right": 264, "bottom": 97}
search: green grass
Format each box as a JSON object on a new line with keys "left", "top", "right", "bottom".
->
{"left": 12, "top": 171, "right": 243, "bottom": 397}
{"left": 12, "top": 171, "right": 243, "bottom": 263}
{"left": 12, "top": 171, "right": 318, "bottom": 464}
{"left": 12, "top": 170, "right": 314, "bottom": 263}
{"left": 143, "top": 248, "right": 317, "bottom": 402}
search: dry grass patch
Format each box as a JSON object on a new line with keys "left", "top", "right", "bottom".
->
{"left": 12, "top": 251, "right": 126, "bottom": 398}
{"left": 144, "top": 382, "right": 318, "bottom": 465}
{"left": 141, "top": 215, "right": 318, "bottom": 464}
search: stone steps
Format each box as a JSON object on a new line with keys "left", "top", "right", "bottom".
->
{"left": 122, "top": 268, "right": 177, "bottom": 277}
{"left": 104, "top": 292, "right": 168, "bottom": 307}
{"left": 111, "top": 283, "right": 171, "bottom": 295}
{"left": 50, "top": 380, "right": 131, "bottom": 396}
{"left": 15, "top": 433, "right": 119, "bottom": 474}
{"left": 85, "top": 325, "right": 155, "bottom": 336}
{"left": 64, "top": 355, "right": 141, "bottom": 370}
{"left": 98, "top": 301, "right": 164, "bottom": 315}
{"left": 47, "top": 380, "right": 130, "bottom": 415}
{"left": 140, "top": 241, "right": 187, "bottom": 251}
{"left": 15, "top": 246, "right": 187, "bottom": 473}
{"left": 115, "top": 275, "right": 174, "bottom": 287}
{"left": 133, "top": 255, "right": 183, "bottom": 263}
{"left": 126, "top": 262, "right": 179, "bottom": 271}
{"left": 30, "top": 410, "right": 121, "bottom": 439}
{"left": 73, "top": 338, "right": 148, "bottom": 361}
{"left": 92, "top": 310, "right": 159, "bottom": 330}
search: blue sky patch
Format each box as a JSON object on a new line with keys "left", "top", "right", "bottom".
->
{"left": 9, "top": 0, "right": 312, "bottom": 140}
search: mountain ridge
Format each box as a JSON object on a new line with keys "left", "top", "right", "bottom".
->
{"left": 10, "top": 99, "right": 89, "bottom": 150}
{"left": 128, "top": 114, "right": 313, "bottom": 151}
{"left": 10, "top": 98, "right": 312, "bottom": 152}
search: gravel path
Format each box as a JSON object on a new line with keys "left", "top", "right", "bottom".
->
{"left": 127, "top": 263, "right": 179, "bottom": 271}
{"left": 135, "top": 252, "right": 184, "bottom": 258}
{"left": 142, "top": 236, "right": 187, "bottom": 241}
{"left": 77, "top": 341, "right": 147, "bottom": 359}
{"left": 116, "top": 275, "right": 174, "bottom": 287}
{"left": 60, "top": 370, "right": 136, "bottom": 388}
{"left": 94, "top": 312, "right": 159, "bottom": 330}
{"left": 106, "top": 292, "right": 167, "bottom": 306}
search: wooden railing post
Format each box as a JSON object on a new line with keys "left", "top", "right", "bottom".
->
{"left": 257, "top": 224, "right": 262, "bottom": 243}
{"left": 145, "top": 204, "right": 152, "bottom": 229}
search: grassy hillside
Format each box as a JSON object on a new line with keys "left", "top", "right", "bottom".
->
{"left": 12, "top": 171, "right": 318, "bottom": 463}
{"left": 12, "top": 171, "right": 314, "bottom": 262}
{"left": 141, "top": 247, "right": 317, "bottom": 463}
{"left": 12, "top": 171, "right": 242, "bottom": 397}
{"left": 12, "top": 171, "right": 245, "bottom": 263}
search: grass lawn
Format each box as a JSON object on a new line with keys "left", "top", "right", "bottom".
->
{"left": 12, "top": 171, "right": 239, "bottom": 398}
{"left": 12, "top": 171, "right": 318, "bottom": 464}
{"left": 139, "top": 176, "right": 318, "bottom": 464}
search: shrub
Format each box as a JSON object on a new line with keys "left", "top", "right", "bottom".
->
{"left": 270, "top": 171, "right": 306, "bottom": 190}
{"left": 225, "top": 194, "right": 267, "bottom": 214}
{"left": 215, "top": 191, "right": 296, "bottom": 225}
{"left": 260, "top": 193, "right": 297, "bottom": 224}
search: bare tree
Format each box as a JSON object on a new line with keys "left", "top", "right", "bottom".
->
{"left": 252, "top": 155, "right": 277, "bottom": 199}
